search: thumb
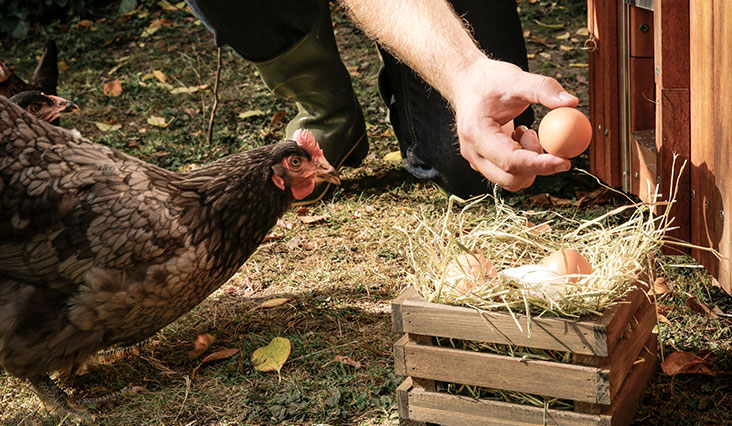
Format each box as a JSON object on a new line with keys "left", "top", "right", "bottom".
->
{"left": 524, "top": 74, "right": 579, "bottom": 109}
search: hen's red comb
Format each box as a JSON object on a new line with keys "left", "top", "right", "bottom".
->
{"left": 293, "top": 129, "right": 323, "bottom": 160}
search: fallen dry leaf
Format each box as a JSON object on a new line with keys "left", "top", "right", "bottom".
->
{"left": 326, "top": 355, "right": 362, "bottom": 369}
{"left": 158, "top": 0, "right": 179, "bottom": 11}
{"left": 93, "top": 122, "right": 122, "bottom": 132}
{"left": 201, "top": 348, "right": 239, "bottom": 364}
{"left": 269, "top": 110, "right": 287, "bottom": 126}
{"left": 298, "top": 215, "right": 330, "bottom": 225}
{"left": 548, "top": 194, "right": 579, "bottom": 207}
{"left": 661, "top": 351, "right": 715, "bottom": 376}
{"left": 152, "top": 70, "right": 167, "bottom": 83}
{"left": 651, "top": 277, "right": 671, "bottom": 295}
{"left": 252, "top": 337, "right": 291, "bottom": 376}
{"left": 295, "top": 207, "right": 310, "bottom": 215}
{"left": 262, "top": 232, "right": 285, "bottom": 243}
{"left": 276, "top": 218, "right": 293, "bottom": 230}
{"left": 657, "top": 314, "right": 673, "bottom": 326}
{"left": 529, "top": 194, "right": 551, "bottom": 206}
{"left": 526, "top": 222, "right": 552, "bottom": 235}
{"left": 686, "top": 296, "right": 719, "bottom": 319}
{"left": 77, "top": 20, "right": 94, "bottom": 28}
{"left": 103, "top": 79, "right": 123, "bottom": 97}
{"left": 346, "top": 65, "right": 360, "bottom": 77}
{"left": 383, "top": 151, "right": 402, "bottom": 162}
{"left": 533, "top": 20, "right": 564, "bottom": 29}
{"left": 657, "top": 304, "right": 673, "bottom": 316}
{"left": 238, "top": 110, "right": 265, "bottom": 119}
{"left": 147, "top": 116, "right": 168, "bottom": 128}
{"left": 258, "top": 298, "right": 291, "bottom": 309}
{"left": 189, "top": 333, "right": 215, "bottom": 358}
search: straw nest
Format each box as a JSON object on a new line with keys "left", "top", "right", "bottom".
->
{"left": 397, "top": 170, "right": 683, "bottom": 321}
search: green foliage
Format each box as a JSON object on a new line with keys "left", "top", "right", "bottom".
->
{"left": 0, "top": 0, "right": 98, "bottom": 38}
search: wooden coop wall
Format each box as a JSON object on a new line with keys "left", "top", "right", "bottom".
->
{"left": 690, "top": 0, "right": 732, "bottom": 295}
{"left": 588, "top": 0, "right": 732, "bottom": 295}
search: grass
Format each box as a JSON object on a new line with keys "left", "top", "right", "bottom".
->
{"left": 0, "top": 0, "right": 730, "bottom": 425}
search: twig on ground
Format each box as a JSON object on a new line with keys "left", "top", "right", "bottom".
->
{"left": 206, "top": 47, "right": 223, "bottom": 145}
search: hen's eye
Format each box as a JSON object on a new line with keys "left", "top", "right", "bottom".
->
{"left": 288, "top": 156, "right": 303, "bottom": 168}
{"left": 29, "top": 103, "right": 42, "bottom": 114}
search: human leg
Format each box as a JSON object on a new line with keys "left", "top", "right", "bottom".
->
{"left": 378, "top": 0, "right": 533, "bottom": 198}
{"left": 187, "top": 0, "right": 368, "bottom": 203}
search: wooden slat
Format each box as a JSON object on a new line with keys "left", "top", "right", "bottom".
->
{"left": 407, "top": 387, "right": 611, "bottom": 426}
{"left": 588, "top": 0, "right": 622, "bottom": 186}
{"left": 394, "top": 334, "right": 410, "bottom": 376}
{"left": 690, "top": 0, "right": 732, "bottom": 295}
{"left": 655, "top": 0, "right": 690, "bottom": 89}
{"left": 596, "top": 284, "right": 647, "bottom": 354}
{"left": 398, "top": 337, "right": 657, "bottom": 426}
{"left": 588, "top": 0, "right": 604, "bottom": 183}
{"left": 606, "top": 334, "right": 658, "bottom": 425}
{"left": 603, "top": 300, "right": 657, "bottom": 399}
{"left": 630, "top": 130, "right": 657, "bottom": 201}
{"left": 630, "top": 6, "right": 654, "bottom": 58}
{"left": 629, "top": 57, "right": 656, "bottom": 132}
{"left": 398, "top": 341, "right": 610, "bottom": 404}
{"left": 397, "top": 378, "right": 427, "bottom": 426}
{"left": 392, "top": 287, "right": 424, "bottom": 334}
{"left": 396, "top": 298, "right": 608, "bottom": 356}
{"left": 657, "top": 88, "right": 691, "bottom": 251}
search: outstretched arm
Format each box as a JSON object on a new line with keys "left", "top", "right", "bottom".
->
{"left": 339, "top": 0, "right": 578, "bottom": 191}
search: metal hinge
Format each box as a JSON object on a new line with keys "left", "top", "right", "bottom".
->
{"left": 627, "top": 0, "right": 654, "bottom": 11}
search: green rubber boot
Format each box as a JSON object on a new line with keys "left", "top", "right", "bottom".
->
{"left": 253, "top": 4, "right": 368, "bottom": 205}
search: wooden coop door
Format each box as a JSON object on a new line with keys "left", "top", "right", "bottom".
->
{"left": 690, "top": 0, "right": 732, "bottom": 295}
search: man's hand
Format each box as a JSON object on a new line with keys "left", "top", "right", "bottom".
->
{"left": 453, "top": 59, "right": 578, "bottom": 191}
{"left": 339, "top": 0, "right": 580, "bottom": 191}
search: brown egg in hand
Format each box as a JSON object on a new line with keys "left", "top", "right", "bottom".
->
{"left": 538, "top": 107, "right": 592, "bottom": 158}
{"left": 542, "top": 248, "right": 593, "bottom": 282}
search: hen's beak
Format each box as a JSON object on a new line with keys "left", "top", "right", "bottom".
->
{"left": 314, "top": 156, "right": 341, "bottom": 185}
{"left": 49, "top": 95, "right": 81, "bottom": 113}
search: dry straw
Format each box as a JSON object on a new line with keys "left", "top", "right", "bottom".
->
{"left": 397, "top": 158, "right": 692, "bottom": 323}
{"left": 395, "top": 158, "right": 720, "bottom": 410}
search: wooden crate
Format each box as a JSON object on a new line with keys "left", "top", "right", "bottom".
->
{"left": 392, "top": 286, "right": 658, "bottom": 426}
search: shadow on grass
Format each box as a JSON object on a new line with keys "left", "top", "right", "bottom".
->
{"left": 4, "top": 283, "right": 402, "bottom": 425}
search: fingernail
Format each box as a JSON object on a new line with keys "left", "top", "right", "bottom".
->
{"left": 559, "top": 91, "right": 576, "bottom": 103}
{"left": 556, "top": 164, "right": 570, "bottom": 173}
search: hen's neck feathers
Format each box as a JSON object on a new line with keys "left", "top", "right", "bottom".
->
{"left": 170, "top": 143, "right": 297, "bottom": 272}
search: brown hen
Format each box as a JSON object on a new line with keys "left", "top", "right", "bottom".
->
{"left": 0, "top": 95, "right": 339, "bottom": 415}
